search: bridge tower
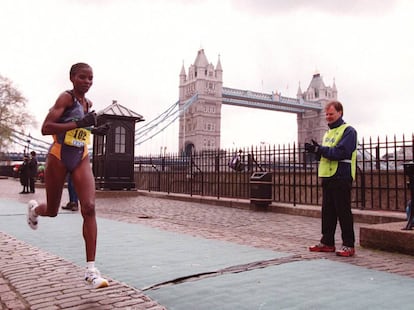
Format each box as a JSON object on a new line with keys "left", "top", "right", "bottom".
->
{"left": 296, "top": 73, "right": 338, "bottom": 145}
{"left": 178, "top": 49, "right": 223, "bottom": 154}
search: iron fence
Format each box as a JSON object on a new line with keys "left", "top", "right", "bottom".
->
{"left": 135, "top": 135, "right": 414, "bottom": 212}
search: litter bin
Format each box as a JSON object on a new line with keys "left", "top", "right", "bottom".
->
{"left": 403, "top": 162, "right": 414, "bottom": 230}
{"left": 250, "top": 171, "right": 272, "bottom": 209}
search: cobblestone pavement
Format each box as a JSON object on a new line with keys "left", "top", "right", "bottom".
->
{"left": 1, "top": 178, "right": 414, "bottom": 309}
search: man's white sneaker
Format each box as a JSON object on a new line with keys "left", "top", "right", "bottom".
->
{"left": 84, "top": 268, "right": 109, "bottom": 289}
{"left": 27, "top": 200, "right": 38, "bottom": 230}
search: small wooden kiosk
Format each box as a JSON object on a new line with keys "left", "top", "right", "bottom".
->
{"left": 92, "top": 101, "right": 144, "bottom": 190}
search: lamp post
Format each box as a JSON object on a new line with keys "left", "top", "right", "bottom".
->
{"left": 26, "top": 134, "right": 31, "bottom": 155}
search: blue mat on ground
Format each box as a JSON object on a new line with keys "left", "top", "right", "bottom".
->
{"left": 0, "top": 198, "right": 287, "bottom": 288}
{"left": 147, "top": 259, "right": 414, "bottom": 310}
{"left": 2, "top": 198, "right": 414, "bottom": 310}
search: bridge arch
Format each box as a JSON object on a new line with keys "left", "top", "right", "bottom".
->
{"left": 184, "top": 142, "right": 195, "bottom": 156}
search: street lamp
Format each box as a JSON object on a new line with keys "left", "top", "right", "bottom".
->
{"left": 26, "top": 134, "right": 31, "bottom": 155}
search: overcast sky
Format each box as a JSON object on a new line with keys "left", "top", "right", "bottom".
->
{"left": 1, "top": 0, "right": 413, "bottom": 155}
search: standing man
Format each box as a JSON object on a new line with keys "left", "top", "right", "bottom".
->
{"left": 28, "top": 151, "right": 38, "bottom": 193}
{"left": 305, "top": 100, "right": 357, "bottom": 257}
{"left": 19, "top": 155, "right": 30, "bottom": 194}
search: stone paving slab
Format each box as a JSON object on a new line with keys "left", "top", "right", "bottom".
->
{"left": 360, "top": 221, "right": 414, "bottom": 256}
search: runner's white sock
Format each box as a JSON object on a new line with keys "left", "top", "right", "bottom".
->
{"left": 87, "top": 261, "right": 95, "bottom": 270}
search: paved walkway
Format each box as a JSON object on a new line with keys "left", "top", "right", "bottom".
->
{"left": 1, "top": 178, "right": 414, "bottom": 309}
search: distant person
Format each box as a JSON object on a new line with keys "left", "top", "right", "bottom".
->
{"left": 305, "top": 100, "right": 357, "bottom": 257}
{"left": 37, "top": 164, "right": 45, "bottom": 183}
{"left": 228, "top": 150, "right": 245, "bottom": 172}
{"left": 26, "top": 62, "right": 110, "bottom": 288}
{"left": 406, "top": 200, "right": 414, "bottom": 228}
{"left": 62, "top": 174, "right": 79, "bottom": 211}
{"left": 28, "top": 151, "right": 38, "bottom": 193}
{"left": 19, "top": 155, "right": 30, "bottom": 194}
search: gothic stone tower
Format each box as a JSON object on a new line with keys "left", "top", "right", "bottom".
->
{"left": 296, "top": 73, "right": 338, "bottom": 145}
{"left": 178, "top": 49, "right": 223, "bottom": 155}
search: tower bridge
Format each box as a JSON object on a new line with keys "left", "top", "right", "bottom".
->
{"left": 222, "top": 87, "right": 322, "bottom": 114}
{"left": 179, "top": 49, "right": 338, "bottom": 154}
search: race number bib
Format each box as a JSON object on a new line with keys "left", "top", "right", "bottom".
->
{"left": 64, "top": 128, "right": 91, "bottom": 147}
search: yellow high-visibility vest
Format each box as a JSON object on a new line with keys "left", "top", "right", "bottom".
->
{"left": 318, "top": 124, "right": 357, "bottom": 180}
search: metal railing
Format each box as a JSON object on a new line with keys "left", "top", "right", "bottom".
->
{"left": 135, "top": 135, "right": 414, "bottom": 212}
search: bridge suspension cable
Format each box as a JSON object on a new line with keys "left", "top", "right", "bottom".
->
{"left": 135, "top": 94, "right": 198, "bottom": 146}
{"left": 135, "top": 100, "right": 178, "bottom": 136}
{"left": 8, "top": 128, "right": 50, "bottom": 153}
{"left": 5, "top": 94, "right": 199, "bottom": 151}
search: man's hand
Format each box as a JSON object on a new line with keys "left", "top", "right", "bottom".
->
{"left": 75, "top": 111, "right": 97, "bottom": 128}
{"left": 91, "top": 123, "right": 110, "bottom": 136}
{"left": 304, "top": 143, "right": 316, "bottom": 153}
{"left": 304, "top": 139, "right": 320, "bottom": 153}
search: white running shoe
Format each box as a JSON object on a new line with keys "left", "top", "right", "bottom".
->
{"left": 84, "top": 267, "right": 109, "bottom": 289}
{"left": 27, "top": 200, "right": 39, "bottom": 230}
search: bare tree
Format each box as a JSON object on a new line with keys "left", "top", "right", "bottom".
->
{"left": 0, "top": 75, "right": 36, "bottom": 151}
